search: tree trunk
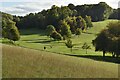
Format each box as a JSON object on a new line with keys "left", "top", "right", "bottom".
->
{"left": 116, "top": 54, "right": 119, "bottom": 58}
{"left": 86, "top": 49, "right": 87, "bottom": 54}
{"left": 71, "top": 48, "right": 72, "bottom": 52}
{"left": 112, "top": 52, "right": 115, "bottom": 57}
{"left": 103, "top": 51, "right": 105, "bottom": 57}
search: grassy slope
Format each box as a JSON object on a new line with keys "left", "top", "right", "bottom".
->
{"left": 14, "top": 20, "right": 119, "bottom": 56}
{"left": 2, "top": 44, "right": 118, "bottom": 78}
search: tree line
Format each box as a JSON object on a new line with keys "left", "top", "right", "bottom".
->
{"left": 109, "top": 8, "right": 120, "bottom": 20}
{"left": 1, "top": 2, "right": 120, "bottom": 57}
{"left": 13, "top": 2, "right": 114, "bottom": 30}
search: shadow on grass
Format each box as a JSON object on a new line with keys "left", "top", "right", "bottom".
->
{"left": 20, "top": 29, "right": 46, "bottom": 36}
{"left": 26, "top": 40, "right": 55, "bottom": 44}
{"left": 65, "top": 54, "right": 120, "bottom": 64}
{"left": 83, "top": 32, "right": 94, "bottom": 34}
{"left": 22, "top": 39, "right": 48, "bottom": 41}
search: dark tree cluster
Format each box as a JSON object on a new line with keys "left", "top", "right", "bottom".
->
{"left": 14, "top": 2, "right": 113, "bottom": 30}
{"left": 93, "top": 21, "right": 120, "bottom": 57}
{"left": 1, "top": 2, "right": 115, "bottom": 41}
{"left": 74, "top": 2, "right": 113, "bottom": 21}
{"left": 46, "top": 15, "right": 91, "bottom": 40}
{"left": 109, "top": 8, "right": 120, "bottom": 20}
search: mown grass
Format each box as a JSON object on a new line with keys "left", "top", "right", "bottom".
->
{"left": 1, "top": 19, "right": 120, "bottom": 63}
{"left": 2, "top": 44, "right": 118, "bottom": 78}
{"left": 17, "top": 20, "right": 119, "bottom": 56}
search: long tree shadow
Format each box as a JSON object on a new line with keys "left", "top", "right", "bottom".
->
{"left": 83, "top": 32, "right": 94, "bottom": 35}
{"left": 20, "top": 29, "right": 46, "bottom": 36}
{"left": 65, "top": 54, "right": 120, "bottom": 64}
{"left": 26, "top": 40, "right": 55, "bottom": 44}
{"left": 22, "top": 39, "right": 48, "bottom": 41}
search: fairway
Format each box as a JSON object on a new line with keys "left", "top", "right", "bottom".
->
{"left": 2, "top": 44, "right": 118, "bottom": 78}
{"left": 1, "top": 20, "right": 120, "bottom": 64}
{"left": 15, "top": 20, "right": 119, "bottom": 56}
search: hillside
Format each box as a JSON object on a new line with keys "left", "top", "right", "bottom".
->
{"left": 2, "top": 44, "right": 118, "bottom": 78}
{"left": 13, "top": 20, "right": 119, "bottom": 57}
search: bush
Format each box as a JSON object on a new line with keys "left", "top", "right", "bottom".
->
{"left": 85, "top": 15, "right": 93, "bottom": 28}
{"left": 50, "top": 31, "right": 63, "bottom": 41}
{"left": 60, "top": 21, "right": 72, "bottom": 39}
{"left": 46, "top": 25, "right": 56, "bottom": 36}
{"left": 75, "top": 28, "right": 81, "bottom": 36}
{"left": 65, "top": 39, "right": 74, "bottom": 52}
{"left": 2, "top": 19, "right": 20, "bottom": 42}
{"left": 82, "top": 42, "right": 90, "bottom": 54}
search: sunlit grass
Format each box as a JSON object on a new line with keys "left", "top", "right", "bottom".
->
{"left": 13, "top": 20, "right": 119, "bottom": 56}
{"left": 2, "top": 44, "right": 118, "bottom": 78}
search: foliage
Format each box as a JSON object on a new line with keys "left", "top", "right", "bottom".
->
{"left": 75, "top": 2, "right": 113, "bottom": 21}
{"left": 76, "top": 16, "right": 87, "bottom": 30}
{"left": 109, "top": 8, "right": 120, "bottom": 20}
{"left": 93, "top": 21, "right": 120, "bottom": 57}
{"left": 2, "top": 12, "right": 20, "bottom": 42}
{"left": 50, "top": 31, "right": 63, "bottom": 41}
{"left": 75, "top": 28, "right": 81, "bottom": 36}
{"left": 13, "top": 2, "right": 114, "bottom": 30}
{"left": 46, "top": 25, "right": 56, "bottom": 36}
{"left": 2, "top": 20, "right": 119, "bottom": 59}
{"left": 68, "top": 3, "right": 75, "bottom": 10}
{"left": 65, "top": 39, "right": 74, "bottom": 52}
{"left": 82, "top": 42, "right": 90, "bottom": 54}
{"left": 85, "top": 15, "right": 93, "bottom": 28}
{"left": 60, "top": 21, "right": 72, "bottom": 39}
{"left": 64, "top": 17, "right": 77, "bottom": 34}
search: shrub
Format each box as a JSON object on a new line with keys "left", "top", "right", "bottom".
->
{"left": 50, "top": 31, "right": 63, "bottom": 41}
{"left": 65, "top": 39, "right": 74, "bottom": 52}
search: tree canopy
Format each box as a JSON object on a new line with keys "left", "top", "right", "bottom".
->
{"left": 93, "top": 21, "right": 120, "bottom": 57}
{"left": 2, "top": 12, "right": 20, "bottom": 42}
{"left": 13, "top": 2, "right": 114, "bottom": 30}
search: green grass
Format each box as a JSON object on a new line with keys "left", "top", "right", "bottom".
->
{"left": 16, "top": 20, "right": 119, "bottom": 55}
{"left": 2, "top": 44, "right": 118, "bottom": 78}
{"left": 1, "top": 19, "right": 120, "bottom": 64}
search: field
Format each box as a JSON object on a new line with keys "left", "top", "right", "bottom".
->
{"left": 17, "top": 20, "right": 119, "bottom": 56}
{"left": 2, "top": 44, "right": 118, "bottom": 78}
{"left": 1, "top": 19, "right": 120, "bottom": 78}
{"left": 1, "top": 20, "right": 120, "bottom": 64}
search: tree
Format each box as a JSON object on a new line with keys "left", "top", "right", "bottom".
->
{"left": 82, "top": 42, "right": 90, "bottom": 54}
{"left": 75, "top": 28, "right": 81, "bottom": 36}
{"left": 8, "top": 28, "right": 20, "bottom": 42}
{"left": 6, "top": 21, "right": 20, "bottom": 42}
{"left": 64, "top": 17, "right": 77, "bottom": 34}
{"left": 65, "top": 39, "right": 74, "bottom": 52}
{"left": 60, "top": 21, "right": 72, "bottom": 40}
{"left": 50, "top": 31, "right": 63, "bottom": 41}
{"left": 109, "top": 9, "right": 118, "bottom": 19}
{"left": 92, "top": 29, "right": 109, "bottom": 57}
{"left": 76, "top": 16, "right": 87, "bottom": 31}
{"left": 74, "top": 2, "right": 113, "bottom": 21}
{"left": 107, "top": 22, "right": 120, "bottom": 57}
{"left": 84, "top": 15, "right": 93, "bottom": 28}
{"left": 59, "top": 6, "right": 73, "bottom": 20}
{"left": 46, "top": 5, "right": 60, "bottom": 27}
{"left": 68, "top": 3, "right": 75, "bottom": 10}
{"left": 46, "top": 25, "right": 56, "bottom": 37}
{"left": 93, "top": 21, "right": 120, "bottom": 57}
{"left": 2, "top": 12, "right": 20, "bottom": 42}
